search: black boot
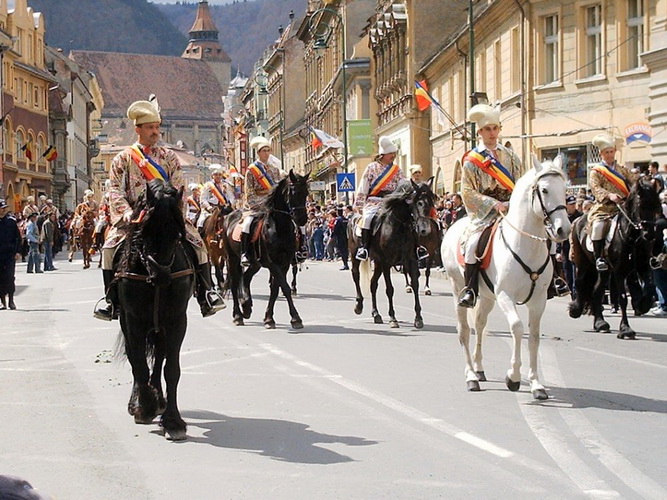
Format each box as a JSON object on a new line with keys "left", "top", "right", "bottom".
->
{"left": 548, "top": 256, "right": 570, "bottom": 299}
{"left": 8, "top": 293, "right": 15, "bottom": 310}
{"left": 1, "top": 295, "right": 6, "bottom": 309}
{"left": 93, "top": 270, "right": 118, "bottom": 321}
{"left": 355, "top": 228, "right": 371, "bottom": 261}
{"left": 593, "top": 240, "right": 608, "bottom": 271}
{"left": 196, "top": 262, "right": 226, "bottom": 318}
{"left": 240, "top": 232, "right": 253, "bottom": 267}
{"left": 458, "top": 263, "right": 480, "bottom": 308}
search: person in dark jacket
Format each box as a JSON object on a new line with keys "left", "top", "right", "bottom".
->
{"left": 0, "top": 199, "right": 22, "bottom": 310}
{"left": 332, "top": 207, "right": 349, "bottom": 270}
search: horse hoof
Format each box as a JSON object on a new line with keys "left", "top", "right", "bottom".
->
{"left": 389, "top": 319, "right": 399, "bottom": 328}
{"left": 405, "top": 286, "right": 412, "bottom": 294}
{"left": 264, "top": 321, "right": 276, "bottom": 329}
{"left": 594, "top": 320, "right": 610, "bottom": 332}
{"left": 291, "top": 320, "right": 304, "bottom": 330}
{"left": 414, "top": 319, "right": 423, "bottom": 329}
{"left": 568, "top": 302, "right": 582, "bottom": 319}
{"left": 373, "top": 315, "right": 383, "bottom": 324}
{"left": 133, "top": 414, "right": 154, "bottom": 425}
{"left": 68, "top": 257, "right": 72, "bottom": 262}
{"left": 475, "top": 371, "right": 487, "bottom": 382}
{"left": 424, "top": 289, "right": 432, "bottom": 296}
{"left": 233, "top": 317, "right": 244, "bottom": 326}
{"left": 505, "top": 376, "right": 521, "bottom": 392}
{"left": 242, "top": 309, "right": 252, "bottom": 320}
{"left": 532, "top": 388, "right": 549, "bottom": 400}
{"left": 467, "top": 380, "right": 481, "bottom": 392}
{"left": 165, "top": 429, "right": 187, "bottom": 441}
{"left": 617, "top": 331, "right": 636, "bottom": 340}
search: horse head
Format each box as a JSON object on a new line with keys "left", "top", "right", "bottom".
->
{"left": 411, "top": 177, "right": 438, "bottom": 237}
{"left": 624, "top": 176, "right": 661, "bottom": 241}
{"left": 528, "top": 154, "right": 571, "bottom": 242}
{"left": 288, "top": 169, "right": 310, "bottom": 227}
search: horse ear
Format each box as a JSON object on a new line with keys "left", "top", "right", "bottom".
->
{"left": 427, "top": 176, "right": 435, "bottom": 189}
{"left": 552, "top": 154, "right": 563, "bottom": 171}
{"left": 176, "top": 185, "right": 184, "bottom": 202}
{"left": 531, "top": 153, "right": 542, "bottom": 172}
{"left": 146, "top": 183, "right": 155, "bottom": 203}
{"left": 289, "top": 169, "right": 297, "bottom": 183}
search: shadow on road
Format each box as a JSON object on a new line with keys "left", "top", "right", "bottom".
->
{"left": 299, "top": 324, "right": 420, "bottom": 337}
{"left": 532, "top": 387, "right": 667, "bottom": 413}
{"left": 180, "top": 409, "right": 378, "bottom": 464}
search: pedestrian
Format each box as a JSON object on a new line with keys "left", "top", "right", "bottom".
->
{"left": 557, "top": 195, "right": 582, "bottom": 299}
{"left": 333, "top": 207, "right": 349, "bottom": 270}
{"left": 312, "top": 223, "right": 325, "bottom": 260}
{"left": 41, "top": 213, "right": 57, "bottom": 271}
{"left": 22, "top": 195, "right": 38, "bottom": 219}
{"left": 0, "top": 199, "right": 22, "bottom": 309}
{"left": 650, "top": 204, "right": 667, "bottom": 317}
{"left": 25, "top": 212, "right": 42, "bottom": 274}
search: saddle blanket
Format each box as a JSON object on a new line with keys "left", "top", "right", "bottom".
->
{"left": 231, "top": 217, "right": 264, "bottom": 243}
{"left": 584, "top": 215, "right": 618, "bottom": 253}
{"left": 456, "top": 222, "right": 499, "bottom": 271}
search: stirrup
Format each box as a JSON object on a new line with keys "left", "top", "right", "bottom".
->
{"left": 457, "top": 287, "right": 477, "bottom": 309}
{"left": 93, "top": 297, "right": 116, "bottom": 321}
{"left": 241, "top": 254, "right": 251, "bottom": 267}
{"left": 205, "top": 290, "right": 226, "bottom": 312}
{"left": 416, "top": 246, "right": 429, "bottom": 261}
{"left": 595, "top": 258, "right": 609, "bottom": 271}
{"left": 356, "top": 248, "right": 369, "bottom": 261}
{"left": 553, "top": 277, "right": 570, "bottom": 297}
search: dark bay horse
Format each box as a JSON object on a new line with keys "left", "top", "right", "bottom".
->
{"left": 202, "top": 205, "right": 233, "bottom": 291}
{"left": 222, "top": 170, "right": 309, "bottom": 329}
{"left": 404, "top": 215, "right": 442, "bottom": 295}
{"left": 569, "top": 178, "right": 661, "bottom": 339}
{"left": 349, "top": 180, "right": 437, "bottom": 329}
{"left": 116, "top": 179, "right": 195, "bottom": 440}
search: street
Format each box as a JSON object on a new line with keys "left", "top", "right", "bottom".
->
{"left": 1, "top": 252, "right": 666, "bottom": 499}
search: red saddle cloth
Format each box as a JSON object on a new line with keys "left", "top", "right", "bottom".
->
{"left": 456, "top": 221, "right": 499, "bottom": 270}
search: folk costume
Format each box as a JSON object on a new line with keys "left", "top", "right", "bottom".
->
{"left": 240, "top": 136, "right": 286, "bottom": 266}
{"left": 197, "top": 166, "right": 235, "bottom": 229}
{"left": 94, "top": 99, "right": 224, "bottom": 321}
{"left": 458, "top": 104, "right": 523, "bottom": 308}
{"left": 354, "top": 136, "right": 406, "bottom": 261}
{"left": 22, "top": 196, "right": 39, "bottom": 220}
{"left": 588, "top": 133, "right": 636, "bottom": 271}
{"left": 186, "top": 183, "right": 202, "bottom": 226}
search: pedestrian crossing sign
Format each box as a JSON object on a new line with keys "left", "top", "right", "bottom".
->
{"left": 336, "top": 173, "right": 355, "bottom": 192}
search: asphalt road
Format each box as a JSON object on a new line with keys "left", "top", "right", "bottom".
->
{"left": 1, "top": 252, "right": 666, "bottom": 499}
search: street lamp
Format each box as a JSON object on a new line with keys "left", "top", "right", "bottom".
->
{"left": 308, "top": 7, "right": 348, "bottom": 202}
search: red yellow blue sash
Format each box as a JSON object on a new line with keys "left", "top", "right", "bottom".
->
{"left": 465, "top": 149, "right": 515, "bottom": 192}
{"left": 369, "top": 164, "right": 400, "bottom": 197}
{"left": 205, "top": 181, "right": 228, "bottom": 205}
{"left": 187, "top": 196, "right": 200, "bottom": 211}
{"left": 592, "top": 164, "right": 629, "bottom": 197}
{"left": 248, "top": 162, "right": 274, "bottom": 190}
{"left": 128, "top": 145, "right": 169, "bottom": 182}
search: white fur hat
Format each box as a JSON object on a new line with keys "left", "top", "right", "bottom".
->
{"left": 188, "top": 182, "right": 201, "bottom": 191}
{"left": 409, "top": 164, "right": 423, "bottom": 174}
{"left": 250, "top": 136, "right": 271, "bottom": 151}
{"left": 378, "top": 136, "right": 398, "bottom": 155}
{"left": 127, "top": 100, "right": 161, "bottom": 126}
{"left": 84, "top": 189, "right": 94, "bottom": 197}
{"left": 209, "top": 163, "right": 224, "bottom": 175}
{"left": 468, "top": 104, "right": 501, "bottom": 128}
{"left": 592, "top": 133, "right": 616, "bottom": 152}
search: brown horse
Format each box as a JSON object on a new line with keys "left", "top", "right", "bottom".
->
{"left": 69, "top": 210, "right": 96, "bottom": 268}
{"left": 201, "top": 205, "right": 232, "bottom": 291}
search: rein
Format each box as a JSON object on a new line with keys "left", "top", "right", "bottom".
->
{"left": 615, "top": 201, "right": 642, "bottom": 231}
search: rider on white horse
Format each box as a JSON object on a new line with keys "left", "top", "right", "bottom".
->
{"left": 588, "top": 133, "right": 637, "bottom": 271}
{"left": 354, "top": 136, "right": 407, "bottom": 261}
{"left": 458, "top": 104, "right": 523, "bottom": 308}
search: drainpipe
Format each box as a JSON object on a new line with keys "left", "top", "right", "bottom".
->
{"left": 512, "top": 0, "right": 527, "bottom": 168}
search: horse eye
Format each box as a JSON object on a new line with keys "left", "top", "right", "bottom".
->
{"left": 541, "top": 188, "right": 548, "bottom": 194}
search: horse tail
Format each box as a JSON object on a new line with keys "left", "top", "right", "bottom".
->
{"left": 359, "top": 258, "right": 372, "bottom": 298}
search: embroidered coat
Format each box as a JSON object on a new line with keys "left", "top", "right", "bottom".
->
{"left": 103, "top": 142, "right": 203, "bottom": 249}
{"left": 588, "top": 161, "right": 636, "bottom": 224}
{"left": 201, "top": 180, "right": 234, "bottom": 212}
{"left": 74, "top": 200, "right": 98, "bottom": 218}
{"left": 461, "top": 143, "right": 522, "bottom": 230}
{"left": 355, "top": 161, "right": 407, "bottom": 210}
{"left": 243, "top": 161, "right": 285, "bottom": 210}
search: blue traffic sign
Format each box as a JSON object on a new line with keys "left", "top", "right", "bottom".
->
{"left": 336, "top": 173, "right": 355, "bottom": 192}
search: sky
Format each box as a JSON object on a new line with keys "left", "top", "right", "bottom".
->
{"left": 153, "top": 1, "right": 237, "bottom": 4}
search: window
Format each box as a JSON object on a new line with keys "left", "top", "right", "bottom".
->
{"left": 475, "top": 50, "right": 486, "bottom": 94}
{"left": 626, "top": 0, "right": 644, "bottom": 69}
{"left": 494, "top": 40, "right": 502, "bottom": 100}
{"left": 584, "top": 5, "right": 603, "bottom": 77}
{"left": 510, "top": 27, "right": 520, "bottom": 94}
{"left": 541, "top": 145, "right": 588, "bottom": 187}
{"left": 544, "top": 15, "right": 559, "bottom": 83}
{"left": 16, "top": 129, "right": 24, "bottom": 160}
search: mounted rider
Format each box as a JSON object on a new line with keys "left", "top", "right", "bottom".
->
{"left": 240, "top": 136, "right": 286, "bottom": 266}
{"left": 186, "top": 183, "right": 202, "bottom": 226}
{"left": 94, "top": 180, "right": 112, "bottom": 250}
{"left": 458, "top": 104, "right": 523, "bottom": 308}
{"left": 72, "top": 190, "right": 98, "bottom": 234}
{"left": 93, "top": 98, "right": 225, "bottom": 321}
{"left": 197, "top": 164, "right": 235, "bottom": 232}
{"left": 588, "top": 133, "right": 637, "bottom": 271}
{"left": 354, "top": 136, "right": 407, "bottom": 261}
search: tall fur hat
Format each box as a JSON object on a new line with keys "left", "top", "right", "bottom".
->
{"left": 127, "top": 100, "right": 161, "bottom": 126}
{"left": 208, "top": 163, "right": 224, "bottom": 175}
{"left": 468, "top": 104, "right": 501, "bottom": 129}
{"left": 250, "top": 136, "right": 271, "bottom": 151}
{"left": 592, "top": 133, "right": 616, "bottom": 152}
{"left": 378, "top": 136, "right": 398, "bottom": 155}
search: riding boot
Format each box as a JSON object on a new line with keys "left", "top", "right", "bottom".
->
{"left": 355, "top": 228, "right": 371, "bottom": 261}
{"left": 240, "top": 232, "right": 253, "bottom": 267}
{"left": 1, "top": 295, "right": 6, "bottom": 309}
{"left": 593, "top": 240, "right": 608, "bottom": 271}
{"left": 8, "top": 293, "right": 15, "bottom": 310}
{"left": 93, "top": 270, "right": 119, "bottom": 321}
{"left": 548, "top": 256, "right": 570, "bottom": 299}
{"left": 458, "top": 262, "right": 480, "bottom": 308}
{"left": 196, "top": 262, "right": 226, "bottom": 318}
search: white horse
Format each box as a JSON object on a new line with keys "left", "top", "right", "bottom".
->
{"left": 441, "top": 156, "right": 571, "bottom": 400}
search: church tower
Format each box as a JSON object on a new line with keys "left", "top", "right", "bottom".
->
{"left": 182, "top": 0, "right": 231, "bottom": 91}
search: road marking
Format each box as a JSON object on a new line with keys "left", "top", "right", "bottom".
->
{"left": 572, "top": 346, "right": 667, "bottom": 370}
{"left": 183, "top": 352, "right": 270, "bottom": 370}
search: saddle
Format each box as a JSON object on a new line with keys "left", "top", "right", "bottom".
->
{"left": 584, "top": 215, "right": 618, "bottom": 253}
{"left": 457, "top": 221, "right": 499, "bottom": 270}
{"left": 231, "top": 214, "right": 264, "bottom": 243}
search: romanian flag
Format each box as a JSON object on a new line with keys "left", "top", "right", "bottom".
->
{"left": 311, "top": 131, "right": 323, "bottom": 150}
{"left": 42, "top": 145, "right": 58, "bottom": 161}
{"left": 21, "top": 140, "right": 34, "bottom": 161}
{"left": 415, "top": 80, "right": 433, "bottom": 111}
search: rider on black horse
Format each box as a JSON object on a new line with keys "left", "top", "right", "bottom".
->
{"left": 93, "top": 98, "right": 225, "bottom": 321}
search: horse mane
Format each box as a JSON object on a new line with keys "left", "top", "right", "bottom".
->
{"left": 625, "top": 176, "right": 661, "bottom": 217}
{"left": 258, "top": 177, "right": 289, "bottom": 212}
{"left": 377, "top": 188, "right": 414, "bottom": 218}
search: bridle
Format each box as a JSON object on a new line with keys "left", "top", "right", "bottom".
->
{"left": 532, "top": 171, "right": 567, "bottom": 241}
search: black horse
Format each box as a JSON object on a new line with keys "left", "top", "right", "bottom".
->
{"left": 569, "top": 178, "right": 661, "bottom": 339}
{"left": 222, "top": 170, "right": 309, "bottom": 329}
{"left": 348, "top": 180, "right": 437, "bottom": 329}
{"left": 116, "top": 179, "right": 195, "bottom": 440}
{"left": 403, "top": 214, "right": 443, "bottom": 296}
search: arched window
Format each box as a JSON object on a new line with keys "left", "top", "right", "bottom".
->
{"left": 2, "top": 119, "right": 10, "bottom": 161}
{"left": 37, "top": 134, "right": 45, "bottom": 166}
{"left": 15, "top": 129, "right": 24, "bottom": 160}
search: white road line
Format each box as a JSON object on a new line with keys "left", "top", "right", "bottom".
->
{"left": 539, "top": 345, "right": 667, "bottom": 500}
{"left": 572, "top": 345, "right": 667, "bottom": 370}
{"left": 183, "top": 352, "right": 270, "bottom": 370}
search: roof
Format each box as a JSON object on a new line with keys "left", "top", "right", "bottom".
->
{"left": 188, "top": 1, "right": 219, "bottom": 34}
{"left": 70, "top": 50, "right": 225, "bottom": 120}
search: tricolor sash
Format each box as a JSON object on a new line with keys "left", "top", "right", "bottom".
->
{"left": 465, "top": 149, "right": 515, "bottom": 192}
{"left": 205, "top": 182, "right": 228, "bottom": 206}
{"left": 369, "top": 164, "right": 400, "bottom": 197}
{"left": 187, "top": 196, "right": 200, "bottom": 211}
{"left": 248, "top": 162, "right": 274, "bottom": 190}
{"left": 591, "top": 164, "right": 630, "bottom": 197}
{"left": 128, "top": 145, "right": 169, "bottom": 182}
